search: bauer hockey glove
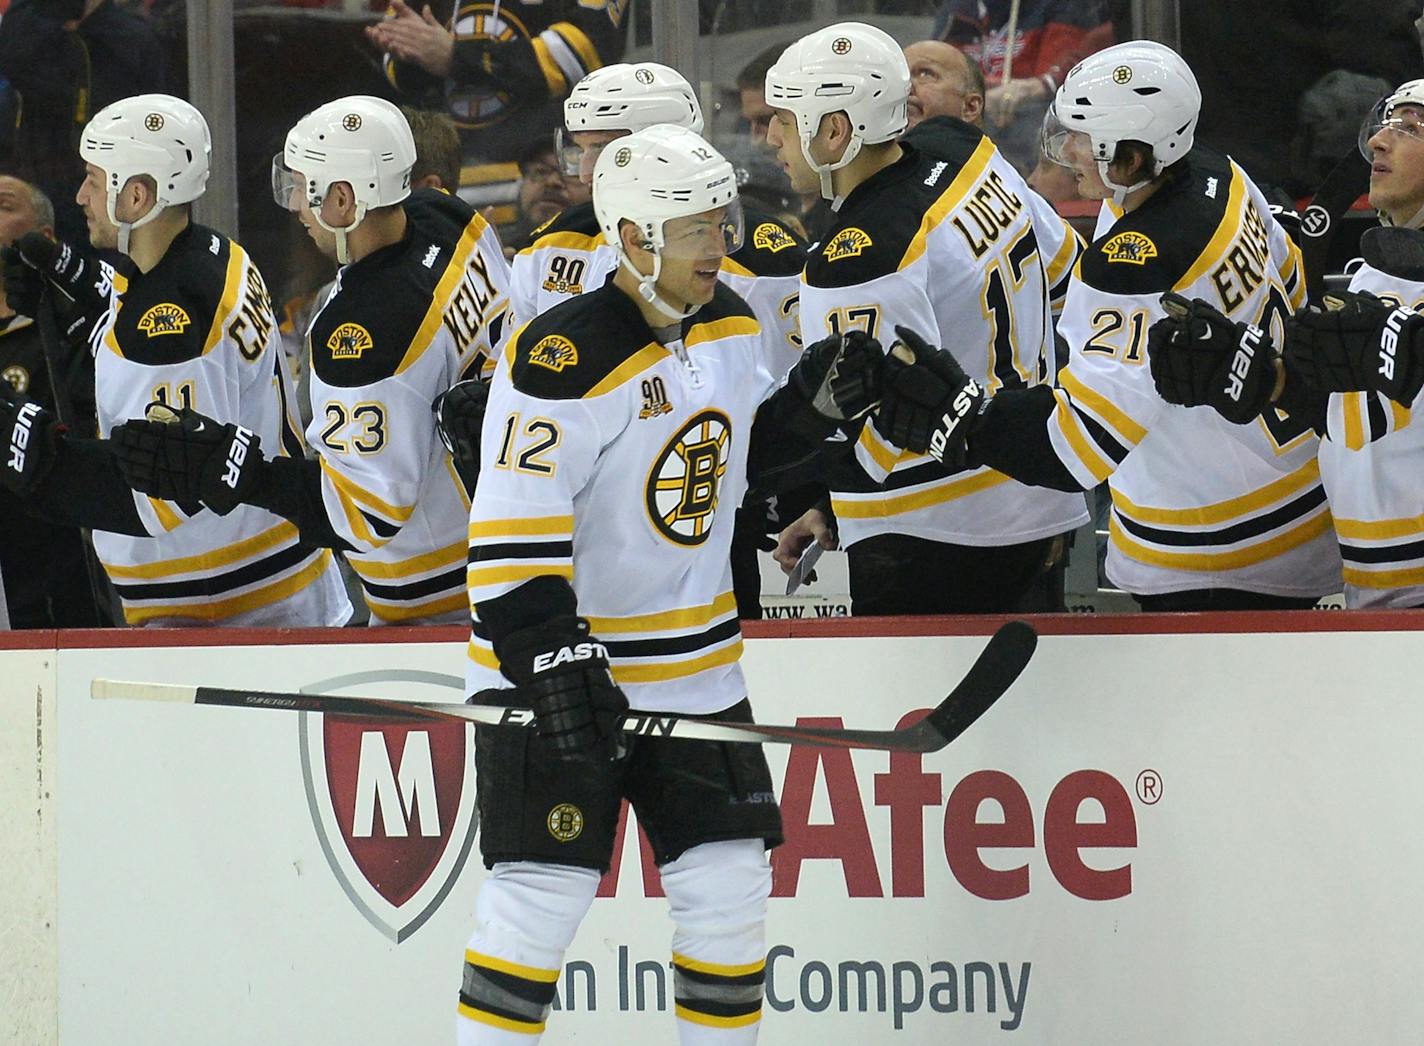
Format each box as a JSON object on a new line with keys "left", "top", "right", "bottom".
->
{"left": 788, "top": 330, "right": 885, "bottom": 422}
{"left": 1286, "top": 292, "right": 1424, "bottom": 406}
{"left": 432, "top": 378, "right": 489, "bottom": 496}
{"left": 0, "top": 383, "right": 62, "bottom": 496}
{"left": 493, "top": 615, "right": 630, "bottom": 761}
{"left": 111, "top": 404, "right": 267, "bottom": 516}
{"left": 1148, "top": 294, "right": 1277, "bottom": 425}
{"left": 873, "top": 324, "right": 984, "bottom": 468}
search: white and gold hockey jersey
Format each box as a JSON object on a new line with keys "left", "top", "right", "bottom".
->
{"left": 91, "top": 224, "right": 350, "bottom": 627}
{"left": 801, "top": 120, "right": 1088, "bottom": 547}
{"left": 306, "top": 189, "right": 511, "bottom": 624}
{"left": 1315, "top": 261, "right": 1424, "bottom": 607}
{"left": 1034, "top": 146, "right": 1340, "bottom": 597}
{"left": 507, "top": 199, "right": 807, "bottom": 374}
{"left": 467, "top": 281, "right": 778, "bottom": 715}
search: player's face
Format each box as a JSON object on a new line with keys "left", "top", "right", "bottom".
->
{"left": 740, "top": 87, "right": 774, "bottom": 144}
{"left": 1058, "top": 131, "right": 1112, "bottom": 199}
{"left": 572, "top": 130, "right": 625, "bottom": 186}
{"left": 652, "top": 207, "right": 734, "bottom": 308}
{"left": 76, "top": 163, "right": 120, "bottom": 250}
{"left": 1367, "top": 104, "right": 1424, "bottom": 224}
{"left": 766, "top": 108, "right": 820, "bottom": 195}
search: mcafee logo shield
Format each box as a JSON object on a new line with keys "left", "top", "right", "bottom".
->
{"left": 298, "top": 671, "right": 478, "bottom": 943}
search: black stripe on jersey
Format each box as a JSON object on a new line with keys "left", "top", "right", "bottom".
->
{"left": 360, "top": 565, "right": 466, "bottom": 601}
{"left": 361, "top": 510, "right": 401, "bottom": 539}
{"left": 1366, "top": 393, "right": 1389, "bottom": 442}
{"left": 468, "top": 540, "right": 575, "bottom": 563}
{"left": 1339, "top": 537, "right": 1424, "bottom": 564}
{"left": 110, "top": 543, "right": 315, "bottom": 601}
{"left": 1077, "top": 410, "right": 1132, "bottom": 464}
{"left": 880, "top": 459, "right": 966, "bottom": 492}
{"left": 461, "top": 961, "right": 559, "bottom": 1012}
{"left": 1113, "top": 486, "right": 1327, "bottom": 548}
{"left": 673, "top": 996, "right": 763, "bottom": 1022}
{"left": 674, "top": 964, "right": 766, "bottom": 990}
{"left": 602, "top": 617, "right": 741, "bottom": 659}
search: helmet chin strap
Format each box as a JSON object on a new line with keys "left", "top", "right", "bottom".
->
{"left": 800, "top": 129, "right": 863, "bottom": 210}
{"left": 618, "top": 251, "right": 695, "bottom": 325}
{"left": 312, "top": 200, "right": 368, "bottom": 264}
{"left": 1380, "top": 200, "right": 1424, "bottom": 230}
{"left": 1098, "top": 160, "right": 1153, "bottom": 208}
{"left": 106, "top": 193, "right": 163, "bottom": 257}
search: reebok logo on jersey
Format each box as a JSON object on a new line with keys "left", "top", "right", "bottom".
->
{"left": 1205, "top": 177, "right": 1219, "bottom": 199}
{"left": 1102, "top": 231, "right": 1158, "bottom": 265}
{"left": 327, "top": 322, "right": 374, "bottom": 360}
{"left": 924, "top": 161, "right": 948, "bottom": 187}
{"left": 1224, "top": 326, "right": 1263, "bottom": 402}
{"left": 6, "top": 400, "right": 41, "bottom": 473}
{"left": 528, "top": 335, "right": 579, "bottom": 372}
{"left": 532, "top": 643, "right": 608, "bottom": 673}
{"left": 422, "top": 244, "right": 441, "bottom": 269}
{"left": 823, "top": 227, "right": 873, "bottom": 262}
{"left": 221, "top": 427, "right": 254, "bottom": 488}
{"left": 136, "top": 303, "right": 192, "bottom": 337}
{"left": 752, "top": 222, "right": 796, "bottom": 253}
{"left": 1378, "top": 307, "right": 1411, "bottom": 380}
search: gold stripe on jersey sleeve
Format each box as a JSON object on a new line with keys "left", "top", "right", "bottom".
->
{"left": 1174, "top": 167, "right": 1246, "bottom": 292}
{"left": 467, "top": 562, "right": 574, "bottom": 587}
{"left": 101, "top": 520, "right": 299, "bottom": 579}
{"left": 585, "top": 342, "right": 669, "bottom": 398}
{"left": 549, "top": 22, "right": 602, "bottom": 73}
{"left": 858, "top": 423, "right": 920, "bottom": 475}
{"left": 719, "top": 255, "right": 755, "bottom": 279}
{"left": 1282, "top": 241, "right": 1306, "bottom": 309}
{"left": 530, "top": 37, "right": 567, "bottom": 95}
{"left": 320, "top": 458, "right": 416, "bottom": 523}
{"left": 1108, "top": 510, "right": 1331, "bottom": 571}
{"left": 1342, "top": 392, "right": 1367, "bottom": 451}
{"left": 1391, "top": 399, "right": 1411, "bottom": 430}
{"left": 610, "top": 640, "right": 744, "bottom": 684}
{"left": 899, "top": 136, "right": 996, "bottom": 271}
{"left": 1059, "top": 367, "right": 1148, "bottom": 446}
{"left": 456, "top": 1004, "right": 547, "bottom": 1035}
{"left": 831, "top": 468, "right": 1012, "bottom": 519}
{"left": 586, "top": 591, "right": 738, "bottom": 634}
{"left": 685, "top": 315, "right": 760, "bottom": 348}
{"left": 1343, "top": 563, "right": 1424, "bottom": 589}
{"left": 398, "top": 213, "right": 490, "bottom": 376}
{"left": 674, "top": 1005, "right": 761, "bottom": 1030}
{"left": 1333, "top": 513, "right": 1424, "bottom": 540}
{"left": 366, "top": 591, "right": 469, "bottom": 623}
{"left": 1110, "top": 457, "right": 1321, "bottom": 527}
{"left": 467, "top": 638, "right": 500, "bottom": 670}
{"left": 101, "top": 271, "right": 130, "bottom": 359}
{"left": 148, "top": 496, "right": 183, "bottom": 532}
{"left": 123, "top": 549, "right": 332, "bottom": 624}
{"left": 1052, "top": 391, "right": 1115, "bottom": 483}
{"left": 202, "top": 245, "right": 245, "bottom": 356}
{"left": 347, "top": 539, "right": 467, "bottom": 580}
{"left": 520, "top": 230, "right": 605, "bottom": 256}
{"left": 466, "top": 950, "right": 563, "bottom": 984}
{"left": 469, "top": 515, "right": 574, "bottom": 539}
{"left": 1044, "top": 220, "right": 1079, "bottom": 288}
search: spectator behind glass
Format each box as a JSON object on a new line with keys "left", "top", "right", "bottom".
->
{"left": 905, "top": 39, "right": 985, "bottom": 128}
{"left": 0, "top": 0, "right": 166, "bottom": 243}
{"left": 509, "top": 138, "right": 589, "bottom": 254}
{"left": 0, "top": 174, "right": 106, "bottom": 628}
{"left": 935, "top": 0, "right": 1113, "bottom": 172}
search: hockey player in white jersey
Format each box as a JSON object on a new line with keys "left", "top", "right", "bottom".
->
{"left": 763, "top": 22, "right": 1089, "bottom": 614}
{"left": 0, "top": 94, "right": 350, "bottom": 626}
{"left": 110, "top": 96, "right": 511, "bottom": 625}
{"left": 867, "top": 41, "right": 1343, "bottom": 611}
{"left": 1148, "top": 78, "right": 1424, "bottom": 608}
{"left": 457, "top": 125, "right": 884, "bottom": 1043}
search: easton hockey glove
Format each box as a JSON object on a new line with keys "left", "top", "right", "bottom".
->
{"left": 0, "top": 383, "right": 62, "bottom": 495}
{"left": 788, "top": 330, "right": 884, "bottom": 422}
{"left": 873, "top": 324, "right": 984, "bottom": 468}
{"left": 432, "top": 378, "right": 489, "bottom": 496}
{"left": 493, "top": 615, "right": 629, "bottom": 761}
{"left": 111, "top": 404, "right": 268, "bottom": 515}
{"left": 1148, "top": 294, "right": 1277, "bottom": 424}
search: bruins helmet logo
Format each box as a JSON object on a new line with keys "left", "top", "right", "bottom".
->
{"left": 547, "top": 803, "right": 584, "bottom": 842}
{"left": 1102, "top": 231, "right": 1158, "bottom": 265}
{"left": 634, "top": 67, "right": 655, "bottom": 85}
{"left": 144, "top": 113, "right": 165, "bottom": 132}
{"left": 823, "top": 227, "right": 873, "bottom": 261}
{"left": 1112, "top": 65, "right": 1133, "bottom": 85}
{"left": 327, "top": 322, "right": 374, "bottom": 359}
{"left": 646, "top": 409, "right": 731, "bottom": 546}
{"left": 614, "top": 147, "right": 632, "bottom": 167}
{"left": 136, "top": 302, "right": 191, "bottom": 337}
{"left": 832, "top": 37, "right": 852, "bottom": 55}
{"left": 529, "top": 334, "right": 579, "bottom": 372}
{"left": 753, "top": 222, "right": 796, "bottom": 253}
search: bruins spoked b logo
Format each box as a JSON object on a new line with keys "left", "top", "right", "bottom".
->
{"left": 646, "top": 410, "right": 731, "bottom": 546}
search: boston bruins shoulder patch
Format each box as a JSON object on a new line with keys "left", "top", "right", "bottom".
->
{"left": 753, "top": 222, "right": 797, "bottom": 253}
{"left": 137, "top": 303, "right": 192, "bottom": 337}
{"left": 327, "top": 322, "right": 373, "bottom": 359}
{"left": 1101, "top": 231, "right": 1158, "bottom": 265}
{"left": 823, "top": 227, "right": 873, "bottom": 262}
{"left": 529, "top": 334, "right": 579, "bottom": 372}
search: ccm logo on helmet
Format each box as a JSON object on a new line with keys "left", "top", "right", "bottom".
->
{"left": 221, "top": 427, "right": 254, "bottom": 488}
{"left": 1224, "top": 326, "right": 1264, "bottom": 402}
{"left": 533, "top": 642, "right": 609, "bottom": 673}
{"left": 1378, "top": 307, "right": 1411, "bottom": 381}
{"left": 6, "top": 401, "right": 42, "bottom": 473}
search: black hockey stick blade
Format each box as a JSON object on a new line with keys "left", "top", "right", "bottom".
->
{"left": 1300, "top": 149, "right": 1372, "bottom": 306}
{"left": 1360, "top": 226, "right": 1424, "bottom": 281}
{"left": 91, "top": 622, "right": 1037, "bottom": 753}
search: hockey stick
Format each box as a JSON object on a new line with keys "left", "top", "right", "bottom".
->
{"left": 91, "top": 620, "right": 1038, "bottom": 754}
{"left": 1359, "top": 225, "right": 1424, "bottom": 281}
{"left": 1298, "top": 149, "right": 1372, "bottom": 306}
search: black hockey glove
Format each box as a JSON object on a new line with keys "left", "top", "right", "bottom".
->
{"left": 1147, "top": 294, "right": 1277, "bottom": 425}
{"left": 0, "top": 232, "right": 101, "bottom": 324}
{"left": 111, "top": 404, "right": 268, "bottom": 515}
{"left": 788, "top": 330, "right": 884, "bottom": 422}
{"left": 873, "top": 324, "right": 984, "bottom": 468}
{"left": 494, "top": 615, "right": 629, "bottom": 761}
{"left": 432, "top": 378, "right": 489, "bottom": 496}
{"left": 1286, "top": 292, "right": 1424, "bottom": 406}
{"left": 0, "top": 383, "right": 63, "bottom": 495}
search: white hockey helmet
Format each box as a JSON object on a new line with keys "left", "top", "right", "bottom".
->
{"left": 593, "top": 124, "right": 743, "bottom": 322}
{"left": 763, "top": 22, "right": 910, "bottom": 203}
{"left": 557, "top": 63, "right": 705, "bottom": 176}
{"left": 1042, "top": 40, "right": 1201, "bottom": 202}
{"left": 274, "top": 95, "right": 416, "bottom": 262}
{"left": 79, "top": 93, "right": 211, "bottom": 254}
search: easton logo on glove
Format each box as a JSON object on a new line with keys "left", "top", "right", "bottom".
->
{"left": 6, "top": 401, "right": 41, "bottom": 472}
{"left": 1224, "top": 326, "right": 1264, "bottom": 403}
{"left": 929, "top": 378, "right": 984, "bottom": 462}
{"left": 221, "top": 427, "right": 255, "bottom": 488}
{"left": 1378, "top": 307, "right": 1412, "bottom": 381}
{"left": 532, "top": 642, "right": 610, "bottom": 673}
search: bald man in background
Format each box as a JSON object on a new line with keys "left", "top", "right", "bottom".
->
{"left": 905, "top": 40, "right": 985, "bottom": 128}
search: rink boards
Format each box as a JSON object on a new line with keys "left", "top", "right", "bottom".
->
{"left": 2, "top": 613, "right": 1422, "bottom": 1044}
